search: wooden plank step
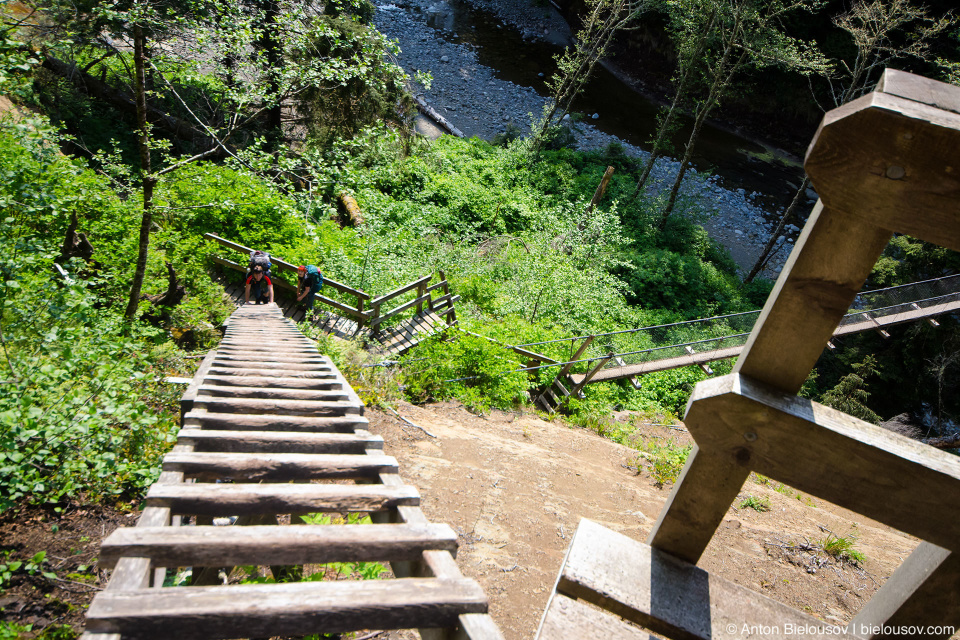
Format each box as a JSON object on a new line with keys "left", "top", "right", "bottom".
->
{"left": 145, "top": 482, "right": 420, "bottom": 515}
{"left": 98, "top": 522, "right": 457, "bottom": 569}
{"left": 192, "top": 396, "right": 362, "bottom": 416}
{"left": 162, "top": 451, "right": 398, "bottom": 481}
{"left": 548, "top": 519, "right": 860, "bottom": 640}
{"left": 86, "top": 578, "right": 487, "bottom": 639}
{"left": 216, "top": 347, "right": 321, "bottom": 357}
{"left": 210, "top": 359, "right": 332, "bottom": 371}
{"left": 177, "top": 429, "right": 381, "bottom": 453}
{"left": 201, "top": 375, "right": 344, "bottom": 390}
{"left": 206, "top": 367, "right": 337, "bottom": 379}
{"left": 217, "top": 342, "right": 320, "bottom": 351}
{"left": 214, "top": 354, "right": 329, "bottom": 365}
{"left": 539, "top": 594, "right": 654, "bottom": 640}
{"left": 196, "top": 385, "right": 350, "bottom": 401}
{"left": 183, "top": 411, "right": 368, "bottom": 433}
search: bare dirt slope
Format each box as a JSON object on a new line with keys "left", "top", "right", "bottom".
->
{"left": 368, "top": 402, "right": 923, "bottom": 639}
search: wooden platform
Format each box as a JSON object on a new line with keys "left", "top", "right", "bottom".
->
{"left": 83, "top": 305, "right": 504, "bottom": 640}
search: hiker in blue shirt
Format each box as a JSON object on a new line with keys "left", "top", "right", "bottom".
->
{"left": 296, "top": 265, "right": 324, "bottom": 318}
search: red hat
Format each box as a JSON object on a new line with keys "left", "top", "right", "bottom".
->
{"left": 297, "top": 265, "right": 306, "bottom": 276}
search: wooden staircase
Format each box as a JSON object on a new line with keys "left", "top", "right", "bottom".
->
{"left": 536, "top": 69, "right": 960, "bottom": 639}
{"left": 82, "top": 304, "right": 503, "bottom": 640}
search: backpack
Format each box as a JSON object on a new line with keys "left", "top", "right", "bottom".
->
{"left": 306, "top": 265, "right": 323, "bottom": 293}
{"left": 248, "top": 250, "right": 272, "bottom": 275}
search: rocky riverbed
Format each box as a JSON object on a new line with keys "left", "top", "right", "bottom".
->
{"left": 373, "top": 0, "right": 810, "bottom": 277}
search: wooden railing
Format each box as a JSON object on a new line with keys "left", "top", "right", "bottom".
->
{"left": 205, "top": 234, "right": 457, "bottom": 333}
{"left": 536, "top": 68, "right": 960, "bottom": 640}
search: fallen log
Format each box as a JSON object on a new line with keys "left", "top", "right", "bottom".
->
{"left": 924, "top": 433, "right": 960, "bottom": 449}
{"left": 338, "top": 192, "right": 364, "bottom": 227}
{"left": 413, "top": 95, "right": 464, "bottom": 138}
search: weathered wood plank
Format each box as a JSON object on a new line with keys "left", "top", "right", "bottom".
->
{"left": 538, "top": 594, "right": 654, "bottom": 640}
{"left": 177, "top": 429, "right": 382, "bottom": 453}
{"left": 850, "top": 542, "right": 959, "bottom": 639}
{"left": 213, "top": 353, "right": 329, "bottom": 366}
{"left": 87, "top": 578, "right": 486, "bottom": 639}
{"left": 196, "top": 385, "right": 349, "bottom": 401}
{"left": 805, "top": 76, "right": 960, "bottom": 252}
{"left": 685, "top": 374, "right": 960, "bottom": 550}
{"left": 163, "top": 451, "right": 398, "bottom": 480}
{"left": 146, "top": 482, "right": 420, "bottom": 515}
{"left": 200, "top": 375, "right": 343, "bottom": 390}
{"left": 646, "top": 445, "right": 750, "bottom": 564}
{"left": 192, "top": 396, "right": 362, "bottom": 416}
{"left": 182, "top": 411, "right": 368, "bottom": 433}
{"left": 733, "top": 202, "right": 892, "bottom": 393}
{"left": 99, "top": 522, "right": 457, "bottom": 569}
{"left": 456, "top": 614, "right": 509, "bottom": 640}
{"left": 558, "top": 519, "right": 860, "bottom": 640}
{"left": 206, "top": 366, "right": 337, "bottom": 378}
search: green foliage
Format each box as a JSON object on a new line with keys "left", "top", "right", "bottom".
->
{"left": 0, "top": 622, "right": 76, "bottom": 640}
{"left": 0, "top": 551, "right": 57, "bottom": 587}
{"left": 643, "top": 440, "right": 691, "bottom": 487}
{"left": 401, "top": 330, "right": 531, "bottom": 413}
{"left": 739, "top": 495, "right": 771, "bottom": 512}
{"left": 819, "top": 355, "right": 881, "bottom": 424}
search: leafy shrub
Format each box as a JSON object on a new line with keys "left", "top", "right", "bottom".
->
{"left": 401, "top": 331, "right": 531, "bottom": 413}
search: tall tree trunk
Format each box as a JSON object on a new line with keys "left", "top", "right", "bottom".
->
{"left": 124, "top": 25, "right": 157, "bottom": 321}
{"left": 658, "top": 99, "right": 713, "bottom": 228}
{"left": 259, "top": 0, "right": 283, "bottom": 147}
{"left": 631, "top": 8, "right": 715, "bottom": 200}
{"left": 743, "top": 176, "right": 811, "bottom": 283}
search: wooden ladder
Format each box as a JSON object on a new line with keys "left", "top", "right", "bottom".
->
{"left": 537, "top": 69, "right": 960, "bottom": 639}
{"left": 82, "top": 304, "right": 504, "bottom": 640}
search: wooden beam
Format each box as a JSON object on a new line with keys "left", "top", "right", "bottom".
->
{"left": 684, "top": 373, "right": 960, "bottom": 551}
{"left": 804, "top": 71, "right": 960, "bottom": 252}
{"left": 183, "top": 411, "right": 368, "bottom": 433}
{"left": 98, "top": 523, "right": 457, "bottom": 569}
{"left": 539, "top": 594, "right": 653, "bottom": 640}
{"left": 850, "top": 542, "right": 959, "bottom": 639}
{"left": 162, "top": 451, "right": 398, "bottom": 481}
{"left": 176, "top": 429, "right": 380, "bottom": 454}
{"left": 192, "top": 396, "right": 363, "bottom": 416}
{"left": 733, "top": 201, "right": 892, "bottom": 393}
{"left": 145, "top": 482, "right": 420, "bottom": 515}
{"left": 556, "top": 519, "right": 860, "bottom": 640}
{"left": 195, "top": 385, "right": 349, "bottom": 401}
{"left": 86, "top": 578, "right": 486, "bottom": 639}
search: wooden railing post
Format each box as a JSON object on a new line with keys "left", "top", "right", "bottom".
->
{"left": 416, "top": 279, "right": 427, "bottom": 316}
{"left": 569, "top": 352, "right": 613, "bottom": 398}
{"left": 356, "top": 298, "right": 365, "bottom": 330}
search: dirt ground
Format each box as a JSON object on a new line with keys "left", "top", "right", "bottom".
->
{"left": 367, "top": 401, "right": 925, "bottom": 639}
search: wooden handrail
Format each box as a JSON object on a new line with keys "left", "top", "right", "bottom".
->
{"left": 370, "top": 293, "right": 432, "bottom": 329}
{"left": 370, "top": 275, "right": 433, "bottom": 306}
{"left": 204, "top": 233, "right": 370, "bottom": 300}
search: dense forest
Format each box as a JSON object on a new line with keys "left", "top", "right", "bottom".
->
{"left": 0, "top": 0, "right": 959, "bottom": 634}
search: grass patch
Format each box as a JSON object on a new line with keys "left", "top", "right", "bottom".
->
{"left": 739, "top": 495, "right": 771, "bottom": 512}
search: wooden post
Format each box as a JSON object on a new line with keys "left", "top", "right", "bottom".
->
{"left": 570, "top": 353, "right": 613, "bottom": 398}
{"left": 583, "top": 166, "right": 614, "bottom": 217}
{"left": 417, "top": 280, "right": 427, "bottom": 316}
{"left": 356, "top": 298, "right": 365, "bottom": 330}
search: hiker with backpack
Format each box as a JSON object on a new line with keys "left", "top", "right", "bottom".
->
{"left": 244, "top": 265, "right": 274, "bottom": 305}
{"left": 296, "top": 265, "right": 324, "bottom": 317}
